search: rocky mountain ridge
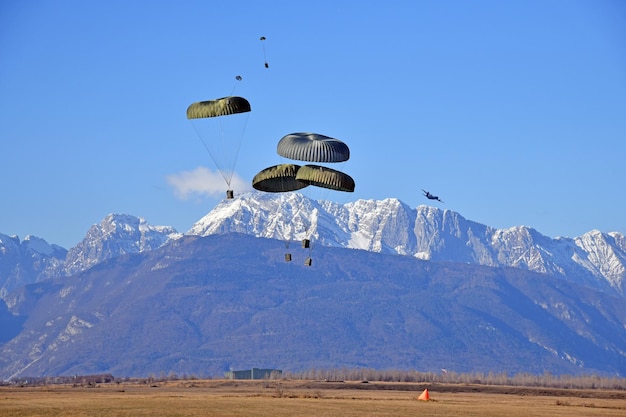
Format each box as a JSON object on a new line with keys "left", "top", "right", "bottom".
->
{"left": 1, "top": 234, "right": 625, "bottom": 379}
{"left": 189, "top": 193, "right": 626, "bottom": 296}
{"left": 0, "top": 234, "right": 67, "bottom": 299}
{"left": 1, "top": 193, "right": 624, "bottom": 299}
{"left": 0, "top": 215, "right": 180, "bottom": 298}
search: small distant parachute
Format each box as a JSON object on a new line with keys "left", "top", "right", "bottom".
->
{"left": 186, "top": 96, "right": 252, "bottom": 199}
{"left": 260, "top": 36, "right": 269, "bottom": 68}
{"left": 235, "top": 75, "right": 242, "bottom": 81}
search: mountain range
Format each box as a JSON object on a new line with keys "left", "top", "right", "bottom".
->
{"left": 0, "top": 214, "right": 181, "bottom": 298}
{"left": 0, "top": 192, "right": 625, "bottom": 379}
{"left": 189, "top": 193, "right": 626, "bottom": 297}
{"left": 3, "top": 192, "right": 623, "bottom": 300}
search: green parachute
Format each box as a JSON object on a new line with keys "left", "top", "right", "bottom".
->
{"left": 252, "top": 163, "right": 309, "bottom": 193}
{"left": 187, "top": 96, "right": 251, "bottom": 199}
{"left": 186, "top": 96, "right": 250, "bottom": 119}
{"left": 295, "top": 164, "right": 355, "bottom": 192}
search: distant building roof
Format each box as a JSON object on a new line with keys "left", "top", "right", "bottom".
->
{"left": 224, "top": 368, "right": 282, "bottom": 380}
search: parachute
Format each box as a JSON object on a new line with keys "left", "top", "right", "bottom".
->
{"left": 277, "top": 132, "right": 350, "bottom": 163}
{"left": 186, "top": 96, "right": 250, "bottom": 119}
{"left": 295, "top": 164, "right": 355, "bottom": 192}
{"left": 187, "top": 96, "right": 251, "bottom": 199}
{"left": 260, "top": 36, "right": 269, "bottom": 68}
{"left": 252, "top": 164, "right": 309, "bottom": 193}
{"left": 252, "top": 132, "right": 355, "bottom": 265}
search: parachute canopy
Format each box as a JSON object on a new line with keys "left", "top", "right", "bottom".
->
{"left": 252, "top": 164, "right": 309, "bottom": 193}
{"left": 186, "top": 96, "right": 251, "bottom": 119}
{"left": 277, "top": 132, "right": 350, "bottom": 163}
{"left": 295, "top": 164, "right": 355, "bottom": 192}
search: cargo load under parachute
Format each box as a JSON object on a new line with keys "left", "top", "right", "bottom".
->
{"left": 252, "top": 131, "right": 355, "bottom": 265}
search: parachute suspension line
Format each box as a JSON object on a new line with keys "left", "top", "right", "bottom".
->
{"left": 282, "top": 175, "right": 293, "bottom": 251}
{"left": 260, "top": 36, "right": 269, "bottom": 68}
{"left": 217, "top": 117, "right": 231, "bottom": 187}
{"left": 283, "top": 184, "right": 292, "bottom": 261}
{"left": 291, "top": 195, "right": 313, "bottom": 266}
{"left": 231, "top": 75, "right": 243, "bottom": 96}
{"left": 224, "top": 112, "right": 250, "bottom": 188}
{"left": 302, "top": 210, "right": 315, "bottom": 266}
{"left": 189, "top": 120, "right": 230, "bottom": 189}
{"left": 190, "top": 121, "right": 223, "bottom": 177}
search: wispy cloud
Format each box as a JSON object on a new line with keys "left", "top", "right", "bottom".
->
{"left": 166, "top": 167, "right": 251, "bottom": 200}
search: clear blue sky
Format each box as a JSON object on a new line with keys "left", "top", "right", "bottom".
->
{"left": 1, "top": 0, "right": 625, "bottom": 249}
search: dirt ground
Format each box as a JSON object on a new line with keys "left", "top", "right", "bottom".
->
{"left": 2, "top": 379, "right": 625, "bottom": 417}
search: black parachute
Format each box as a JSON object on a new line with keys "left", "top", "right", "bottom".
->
{"left": 260, "top": 36, "right": 269, "bottom": 68}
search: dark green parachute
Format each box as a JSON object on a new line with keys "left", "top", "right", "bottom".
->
{"left": 252, "top": 164, "right": 309, "bottom": 193}
{"left": 277, "top": 132, "right": 350, "bottom": 163}
{"left": 186, "top": 96, "right": 251, "bottom": 119}
{"left": 295, "top": 164, "right": 355, "bottom": 192}
{"left": 186, "top": 95, "right": 251, "bottom": 199}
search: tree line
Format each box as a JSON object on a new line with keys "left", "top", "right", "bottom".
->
{"left": 281, "top": 368, "right": 626, "bottom": 390}
{"left": 4, "top": 369, "right": 625, "bottom": 390}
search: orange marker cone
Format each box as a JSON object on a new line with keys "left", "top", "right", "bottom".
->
{"left": 417, "top": 388, "right": 430, "bottom": 401}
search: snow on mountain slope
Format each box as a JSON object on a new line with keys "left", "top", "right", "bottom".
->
{"left": 188, "top": 192, "right": 626, "bottom": 295}
{"left": 0, "top": 234, "right": 67, "bottom": 299}
{"left": 63, "top": 214, "right": 182, "bottom": 276}
{"left": 573, "top": 230, "right": 626, "bottom": 290}
{"left": 2, "top": 194, "right": 624, "bottom": 300}
{"left": 1, "top": 215, "right": 181, "bottom": 301}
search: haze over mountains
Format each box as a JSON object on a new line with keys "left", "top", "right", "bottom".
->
{"left": 1, "top": 192, "right": 625, "bottom": 379}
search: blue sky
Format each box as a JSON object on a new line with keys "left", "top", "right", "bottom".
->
{"left": 1, "top": 0, "right": 625, "bottom": 249}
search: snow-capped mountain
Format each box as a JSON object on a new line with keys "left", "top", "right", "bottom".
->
{"left": 63, "top": 214, "right": 182, "bottom": 276}
{"left": 2, "top": 194, "right": 625, "bottom": 300}
{"left": 3, "top": 234, "right": 626, "bottom": 379}
{"left": 189, "top": 192, "right": 626, "bottom": 296}
{"left": 0, "top": 215, "right": 180, "bottom": 299}
{"left": 0, "top": 234, "right": 67, "bottom": 298}
{"left": 2, "top": 197, "right": 626, "bottom": 378}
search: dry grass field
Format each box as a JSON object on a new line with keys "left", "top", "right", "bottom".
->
{"left": 2, "top": 379, "right": 625, "bottom": 417}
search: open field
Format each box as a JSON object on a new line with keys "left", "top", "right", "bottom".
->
{"left": 2, "top": 379, "right": 626, "bottom": 417}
